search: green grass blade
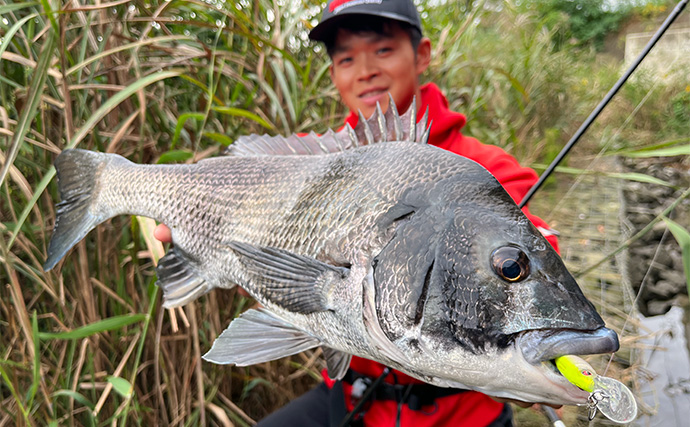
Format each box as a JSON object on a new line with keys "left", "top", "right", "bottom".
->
{"left": 65, "top": 35, "right": 191, "bottom": 76}
{"left": 0, "top": 364, "right": 29, "bottom": 422}
{"left": 211, "top": 106, "right": 274, "bottom": 130}
{"left": 39, "top": 0, "right": 58, "bottom": 34}
{"left": 179, "top": 74, "right": 224, "bottom": 106}
{"left": 531, "top": 164, "right": 675, "bottom": 187}
{"left": 0, "top": 13, "right": 38, "bottom": 59}
{"left": 610, "top": 137, "right": 690, "bottom": 156}
{"left": 157, "top": 149, "right": 194, "bottom": 164}
{"left": 661, "top": 216, "right": 690, "bottom": 297}
{"left": 171, "top": 112, "right": 206, "bottom": 149}
{"left": 27, "top": 312, "right": 40, "bottom": 409}
{"left": 52, "top": 390, "right": 95, "bottom": 410}
{"left": 38, "top": 314, "right": 146, "bottom": 340}
{"left": 203, "top": 132, "right": 235, "bottom": 146}
{"left": 617, "top": 144, "right": 690, "bottom": 158}
{"left": 0, "top": 27, "right": 56, "bottom": 187}
{"left": 7, "top": 70, "right": 183, "bottom": 251}
{"left": 606, "top": 172, "right": 675, "bottom": 187}
{"left": 0, "top": 2, "right": 38, "bottom": 14}
{"left": 270, "top": 61, "right": 296, "bottom": 124}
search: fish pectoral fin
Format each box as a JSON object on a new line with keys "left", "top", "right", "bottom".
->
{"left": 203, "top": 308, "right": 320, "bottom": 365}
{"left": 321, "top": 346, "right": 352, "bottom": 380}
{"left": 156, "top": 248, "right": 212, "bottom": 308}
{"left": 227, "top": 241, "right": 349, "bottom": 314}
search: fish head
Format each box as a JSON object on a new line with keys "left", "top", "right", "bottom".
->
{"left": 435, "top": 200, "right": 607, "bottom": 350}
{"left": 420, "top": 177, "right": 618, "bottom": 403}
{"left": 374, "top": 163, "right": 619, "bottom": 404}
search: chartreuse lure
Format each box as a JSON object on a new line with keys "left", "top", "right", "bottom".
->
{"left": 555, "top": 355, "right": 637, "bottom": 424}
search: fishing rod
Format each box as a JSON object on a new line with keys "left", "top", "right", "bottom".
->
{"left": 519, "top": 0, "right": 688, "bottom": 209}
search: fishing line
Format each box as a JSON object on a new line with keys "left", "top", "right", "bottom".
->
{"left": 601, "top": 227, "right": 671, "bottom": 377}
{"left": 544, "top": 66, "right": 673, "bottom": 219}
{"left": 519, "top": 0, "right": 688, "bottom": 209}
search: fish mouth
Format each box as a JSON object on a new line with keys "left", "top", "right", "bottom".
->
{"left": 519, "top": 327, "right": 620, "bottom": 365}
{"left": 509, "top": 327, "right": 619, "bottom": 403}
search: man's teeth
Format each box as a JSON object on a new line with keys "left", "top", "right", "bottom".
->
{"left": 362, "top": 90, "right": 385, "bottom": 97}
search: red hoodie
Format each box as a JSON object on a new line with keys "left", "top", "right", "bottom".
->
{"left": 322, "top": 83, "right": 559, "bottom": 426}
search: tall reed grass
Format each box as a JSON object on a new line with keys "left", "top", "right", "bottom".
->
{"left": 1, "top": 1, "right": 688, "bottom": 426}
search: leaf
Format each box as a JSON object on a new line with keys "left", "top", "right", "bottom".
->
{"left": 156, "top": 150, "right": 194, "bottom": 164}
{"left": 203, "top": 132, "right": 235, "bottom": 146}
{"left": 38, "top": 314, "right": 146, "bottom": 340}
{"left": 0, "top": 13, "right": 39, "bottom": 60}
{"left": 171, "top": 112, "right": 206, "bottom": 148}
{"left": 531, "top": 165, "right": 675, "bottom": 187}
{"left": 0, "top": 2, "right": 38, "bottom": 14}
{"left": 661, "top": 217, "right": 690, "bottom": 298}
{"left": 606, "top": 172, "right": 675, "bottom": 187}
{"left": 39, "top": 0, "right": 58, "bottom": 34}
{"left": 617, "top": 144, "right": 690, "bottom": 158}
{"left": 65, "top": 35, "right": 191, "bottom": 76}
{"left": 0, "top": 27, "right": 56, "bottom": 188}
{"left": 240, "top": 377, "right": 272, "bottom": 402}
{"left": 270, "top": 60, "right": 296, "bottom": 124}
{"left": 212, "top": 106, "right": 274, "bottom": 130}
{"left": 107, "top": 376, "right": 133, "bottom": 398}
{"left": 52, "top": 390, "right": 95, "bottom": 410}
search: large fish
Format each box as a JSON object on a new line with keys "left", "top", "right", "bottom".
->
{"left": 44, "top": 99, "right": 618, "bottom": 405}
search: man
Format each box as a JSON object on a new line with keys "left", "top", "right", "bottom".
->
{"left": 155, "top": 1, "right": 559, "bottom": 425}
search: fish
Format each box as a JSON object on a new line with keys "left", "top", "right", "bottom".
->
{"left": 43, "top": 97, "right": 619, "bottom": 405}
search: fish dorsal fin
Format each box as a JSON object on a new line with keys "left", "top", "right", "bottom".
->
{"left": 225, "top": 94, "right": 430, "bottom": 157}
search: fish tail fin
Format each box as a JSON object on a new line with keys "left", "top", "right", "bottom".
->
{"left": 43, "top": 149, "right": 118, "bottom": 271}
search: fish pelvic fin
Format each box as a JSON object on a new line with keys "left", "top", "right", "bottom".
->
{"left": 322, "top": 346, "right": 352, "bottom": 380}
{"left": 203, "top": 308, "right": 321, "bottom": 365}
{"left": 225, "top": 94, "right": 431, "bottom": 157}
{"left": 228, "top": 241, "right": 349, "bottom": 314}
{"left": 156, "top": 248, "right": 213, "bottom": 308}
{"left": 43, "top": 149, "right": 121, "bottom": 271}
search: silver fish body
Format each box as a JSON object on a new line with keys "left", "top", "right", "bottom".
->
{"left": 44, "top": 104, "right": 618, "bottom": 405}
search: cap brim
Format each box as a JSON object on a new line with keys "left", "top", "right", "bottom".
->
{"left": 309, "top": 11, "right": 420, "bottom": 42}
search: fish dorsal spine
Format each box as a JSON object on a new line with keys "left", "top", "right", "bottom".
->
{"left": 226, "top": 94, "right": 431, "bottom": 157}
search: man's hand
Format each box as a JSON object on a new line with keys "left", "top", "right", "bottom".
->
{"left": 154, "top": 224, "right": 172, "bottom": 243}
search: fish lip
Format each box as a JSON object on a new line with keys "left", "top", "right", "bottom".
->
{"left": 518, "top": 327, "right": 620, "bottom": 365}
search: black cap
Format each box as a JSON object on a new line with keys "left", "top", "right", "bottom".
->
{"left": 309, "top": 0, "right": 422, "bottom": 42}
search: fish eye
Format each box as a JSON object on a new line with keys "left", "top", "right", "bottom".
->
{"left": 491, "top": 246, "right": 530, "bottom": 282}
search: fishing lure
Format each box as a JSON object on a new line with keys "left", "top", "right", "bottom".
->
{"left": 555, "top": 355, "right": 637, "bottom": 424}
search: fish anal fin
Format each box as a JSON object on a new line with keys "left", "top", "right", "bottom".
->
{"left": 203, "top": 309, "right": 320, "bottom": 365}
{"left": 228, "top": 242, "right": 349, "bottom": 314}
{"left": 156, "top": 248, "right": 212, "bottom": 308}
{"left": 322, "top": 346, "right": 352, "bottom": 380}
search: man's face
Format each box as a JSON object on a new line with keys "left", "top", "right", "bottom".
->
{"left": 329, "top": 24, "right": 430, "bottom": 119}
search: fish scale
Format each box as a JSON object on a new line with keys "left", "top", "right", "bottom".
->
{"left": 43, "top": 99, "right": 622, "bottom": 405}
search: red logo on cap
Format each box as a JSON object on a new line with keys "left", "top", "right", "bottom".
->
{"left": 329, "top": 0, "right": 355, "bottom": 12}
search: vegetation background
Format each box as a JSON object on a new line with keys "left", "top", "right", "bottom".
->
{"left": 1, "top": 0, "right": 688, "bottom": 425}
